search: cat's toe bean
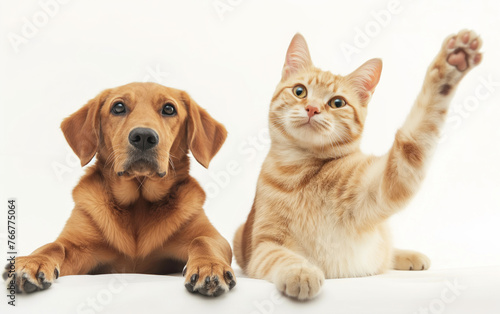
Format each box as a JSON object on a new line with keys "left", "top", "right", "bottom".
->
{"left": 447, "top": 37, "right": 456, "bottom": 49}
{"left": 460, "top": 31, "right": 470, "bottom": 44}
{"left": 470, "top": 39, "right": 479, "bottom": 50}
{"left": 473, "top": 53, "right": 482, "bottom": 65}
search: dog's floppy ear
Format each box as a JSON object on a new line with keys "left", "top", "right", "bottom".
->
{"left": 61, "top": 89, "right": 110, "bottom": 167}
{"left": 182, "top": 92, "right": 227, "bottom": 168}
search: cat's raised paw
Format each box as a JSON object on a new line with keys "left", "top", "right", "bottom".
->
{"left": 274, "top": 264, "right": 325, "bottom": 300}
{"left": 444, "top": 30, "right": 482, "bottom": 72}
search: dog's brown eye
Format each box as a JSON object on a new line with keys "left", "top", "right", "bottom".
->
{"left": 328, "top": 96, "right": 346, "bottom": 109}
{"left": 162, "top": 103, "right": 176, "bottom": 116}
{"left": 292, "top": 84, "right": 307, "bottom": 99}
{"left": 111, "top": 102, "right": 126, "bottom": 115}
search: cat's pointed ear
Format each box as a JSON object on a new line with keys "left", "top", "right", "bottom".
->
{"left": 346, "top": 58, "right": 382, "bottom": 104}
{"left": 282, "top": 33, "right": 313, "bottom": 80}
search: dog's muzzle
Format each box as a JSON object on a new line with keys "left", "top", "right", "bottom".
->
{"left": 117, "top": 127, "right": 165, "bottom": 177}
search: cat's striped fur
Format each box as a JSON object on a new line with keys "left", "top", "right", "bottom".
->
{"left": 234, "top": 30, "right": 482, "bottom": 300}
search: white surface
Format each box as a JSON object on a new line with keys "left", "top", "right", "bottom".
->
{"left": 1, "top": 0, "right": 500, "bottom": 312}
{"left": 1, "top": 267, "right": 499, "bottom": 314}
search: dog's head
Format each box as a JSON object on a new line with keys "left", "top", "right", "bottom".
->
{"left": 61, "top": 82, "right": 227, "bottom": 178}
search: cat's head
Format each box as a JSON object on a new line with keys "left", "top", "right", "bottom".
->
{"left": 269, "top": 33, "right": 382, "bottom": 158}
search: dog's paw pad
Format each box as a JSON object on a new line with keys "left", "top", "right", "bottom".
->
{"left": 183, "top": 262, "right": 236, "bottom": 297}
{"left": 3, "top": 257, "right": 59, "bottom": 294}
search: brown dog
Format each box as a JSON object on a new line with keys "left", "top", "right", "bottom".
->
{"left": 3, "top": 82, "right": 236, "bottom": 296}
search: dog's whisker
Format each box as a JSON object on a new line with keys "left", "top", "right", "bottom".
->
{"left": 169, "top": 156, "right": 177, "bottom": 178}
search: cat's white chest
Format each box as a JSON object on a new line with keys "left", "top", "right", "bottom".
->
{"left": 288, "top": 197, "right": 389, "bottom": 278}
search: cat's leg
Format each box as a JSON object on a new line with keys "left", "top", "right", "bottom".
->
{"left": 392, "top": 249, "right": 431, "bottom": 270}
{"left": 233, "top": 224, "right": 246, "bottom": 269}
{"left": 246, "top": 241, "right": 325, "bottom": 300}
{"left": 382, "top": 29, "right": 483, "bottom": 205}
{"left": 342, "top": 30, "right": 483, "bottom": 227}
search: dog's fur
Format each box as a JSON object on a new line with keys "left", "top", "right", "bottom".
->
{"left": 3, "top": 82, "right": 236, "bottom": 296}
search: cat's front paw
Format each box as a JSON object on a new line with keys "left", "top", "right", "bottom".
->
{"left": 274, "top": 264, "right": 325, "bottom": 300}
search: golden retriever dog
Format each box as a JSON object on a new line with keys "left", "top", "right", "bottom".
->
{"left": 3, "top": 82, "right": 236, "bottom": 297}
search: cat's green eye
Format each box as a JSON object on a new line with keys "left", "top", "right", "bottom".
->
{"left": 328, "top": 96, "right": 347, "bottom": 109}
{"left": 292, "top": 85, "right": 307, "bottom": 99}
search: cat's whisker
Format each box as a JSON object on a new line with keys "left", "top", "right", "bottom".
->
{"left": 272, "top": 123, "right": 289, "bottom": 139}
{"left": 327, "top": 128, "right": 349, "bottom": 158}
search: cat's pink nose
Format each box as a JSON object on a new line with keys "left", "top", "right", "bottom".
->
{"left": 305, "top": 105, "right": 320, "bottom": 118}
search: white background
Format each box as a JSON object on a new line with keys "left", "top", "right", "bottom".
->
{"left": 1, "top": 0, "right": 499, "bottom": 279}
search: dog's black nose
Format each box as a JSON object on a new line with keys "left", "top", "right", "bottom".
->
{"left": 129, "top": 128, "right": 159, "bottom": 151}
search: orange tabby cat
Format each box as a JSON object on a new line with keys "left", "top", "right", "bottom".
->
{"left": 234, "top": 30, "right": 482, "bottom": 300}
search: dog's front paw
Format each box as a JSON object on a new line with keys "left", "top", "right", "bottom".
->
{"left": 274, "top": 263, "right": 325, "bottom": 300}
{"left": 183, "top": 259, "right": 236, "bottom": 297}
{"left": 3, "top": 255, "right": 59, "bottom": 294}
